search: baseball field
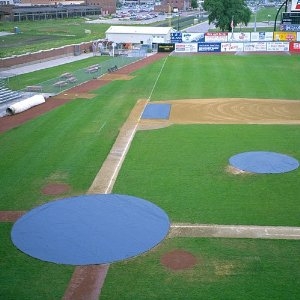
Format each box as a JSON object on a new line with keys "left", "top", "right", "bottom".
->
{"left": 0, "top": 53, "right": 299, "bottom": 299}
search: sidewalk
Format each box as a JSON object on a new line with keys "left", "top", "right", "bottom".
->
{"left": 0, "top": 53, "right": 95, "bottom": 77}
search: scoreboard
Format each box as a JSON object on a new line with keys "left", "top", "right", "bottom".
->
{"left": 282, "top": 12, "right": 300, "bottom": 25}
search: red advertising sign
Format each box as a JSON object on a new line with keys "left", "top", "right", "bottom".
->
{"left": 289, "top": 42, "right": 300, "bottom": 52}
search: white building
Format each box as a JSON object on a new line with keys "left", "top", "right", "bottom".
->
{"left": 105, "top": 26, "right": 173, "bottom": 45}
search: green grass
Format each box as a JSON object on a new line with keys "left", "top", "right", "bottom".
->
{"left": 251, "top": 7, "right": 279, "bottom": 23}
{"left": 1, "top": 54, "right": 300, "bottom": 298}
{"left": 0, "top": 223, "right": 74, "bottom": 299}
{"left": 113, "top": 124, "right": 300, "bottom": 226}
{"left": 150, "top": 55, "right": 300, "bottom": 100}
{"left": 0, "top": 58, "right": 162, "bottom": 210}
{"left": 7, "top": 56, "right": 111, "bottom": 90}
{"left": 101, "top": 237, "right": 300, "bottom": 300}
{"left": 0, "top": 18, "right": 111, "bottom": 58}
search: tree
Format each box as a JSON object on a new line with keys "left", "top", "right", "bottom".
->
{"left": 203, "top": 0, "right": 251, "bottom": 31}
{"left": 191, "top": 0, "right": 199, "bottom": 9}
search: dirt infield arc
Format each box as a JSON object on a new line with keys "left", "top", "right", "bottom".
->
{"left": 138, "top": 98, "right": 300, "bottom": 129}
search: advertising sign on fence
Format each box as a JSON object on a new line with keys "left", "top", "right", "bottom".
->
{"left": 228, "top": 32, "right": 251, "bottom": 42}
{"left": 171, "top": 32, "right": 182, "bottom": 43}
{"left": 291, "top": 0, "right": 300, "bottom": 10}
{"left": 175, "top": 43, "right": 198, "bottom": 53}
{"left": 157, "top": 43, "right": 175, "bottom": 52}
{"left": 205, "top": 32, "right": 228, "bottom": 42}
{"left": 274, "top": 32, "right": 297, "bottom": 41}
{"left": 221, "top": 43, "right": 244, "bottom": 52}
{"left": 281, "top": 24, "right": 300, "bottom": 32}
{"left": 182, "top": 33, "right": 205, "bottom": 43}
{"left": 289, "top": 42, "right": 300, "bottom": 52}
{"left": 198, "top": 43, "right": 221, "bottom": 52}
{"left": 250, "top": 32, "right": 273, "bottom": 41}
{"left": 243, "top": 42, "right": 267, "bottom": 52}
{"left": 267, "top": 42, "right": 290, "bottom": 51}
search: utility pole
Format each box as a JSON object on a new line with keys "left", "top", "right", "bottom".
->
{"left": 168, "top": 2, "right": 172, "bottom": 27}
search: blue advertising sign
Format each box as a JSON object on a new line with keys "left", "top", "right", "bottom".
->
{"left": 280, "top": 24, "right": 300, "bottom": 31}
{"left": 198, "top": 43, "right": 221, "bottom": 52}
{"left": 171, "top": 32, "right": 182, "bottom": 43}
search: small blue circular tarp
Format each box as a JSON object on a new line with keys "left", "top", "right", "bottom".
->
{"left": 11, "top": 194, "right": 170, "bottom": 265}
{"left": 229, "top": 151, "right": 299, "bottom": 174}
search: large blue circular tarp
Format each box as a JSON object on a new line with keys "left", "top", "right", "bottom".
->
{"left": 11, "top": 194, "right": 170, "bottom": 265}
{"left": 229, "top": 151, "right": 299, "bottom": 174}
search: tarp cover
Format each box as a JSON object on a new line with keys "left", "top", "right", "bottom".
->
{"left": 229, "top": 151, "right": 299, "bottom": 174}
{"left": 6, "top": 94, "right": 45, "bottom": 115}
{"left": 141, "top": 103, "right": 171, "bottom": 119}
{"left": 11, "top": 194, "right": 170, "bottom": 265}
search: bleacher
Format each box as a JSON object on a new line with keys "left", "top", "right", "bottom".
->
{"left": 0, "top": 78, "right": 22, "bottom": 104}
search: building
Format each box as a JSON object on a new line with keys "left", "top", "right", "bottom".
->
{"left": 1, "top": 5, "right": 101, "bottom": 21}
{"left": 105, "top": 25, "right": 173, "bottom": 45}
{"left": 155, "top": 0, "right": 191, "bottom": 13}
{"left": 86, "top": 0, "right": 116, "bottom": 15}
{"left": 0, "top": 0, "right": 116, "bottom": 20}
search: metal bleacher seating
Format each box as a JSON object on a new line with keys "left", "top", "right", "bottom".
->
{"left": 0, "top": 79, "right": 22, "bottom": 104}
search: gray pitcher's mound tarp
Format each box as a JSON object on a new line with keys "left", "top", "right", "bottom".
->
{"left": 141, "top": 103, "right": 171, "bottom": 119}
{"left": 11, "top": 194, "right": 170, "bottom": 265}
{"left": 229, "top": 151, "right": 299, "bottom": 174}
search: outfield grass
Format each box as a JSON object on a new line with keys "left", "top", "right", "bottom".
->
{"left": 150, "top": 55, "right": 300, "bottom": 101}
{"left": 0, "top": 54, "right": 299, "bottom": 298}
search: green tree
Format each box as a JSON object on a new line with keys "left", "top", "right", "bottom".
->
{"left": 203, "top": 0, "right": 251, "bottom": 31}
{"left": 191, "top": 0, "right": 199, "bottom": 9}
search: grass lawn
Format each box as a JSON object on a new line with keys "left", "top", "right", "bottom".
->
{"left": 150, "top": 55, "right": 300, "bottom": 101}
{"left": 0, "top": 57, "right": 162, "bottom": 210}
{"left": 101, "top": 237, "right": 300, "bottom": 300}
{"left": 7, "top": 56, "right": 112, "bottom": 90}
{"left": 0, "top": 18, "right": 110, "bottom": 58}
{"left": 0, "top": 223, "right": 74, "bottom": 299}
{"left": 0, "top": 54, "right": 299, "bottom": 298}
{"left": 113, "top": 124, "right": 300, "bottom": 226}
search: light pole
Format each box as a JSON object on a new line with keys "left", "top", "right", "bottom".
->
{"left": 254, "top": 6, "right": 257, "bottom": 32}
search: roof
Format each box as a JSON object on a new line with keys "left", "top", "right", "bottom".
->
{"left": 105, "top": 26, "right": 173, "bottom": 35}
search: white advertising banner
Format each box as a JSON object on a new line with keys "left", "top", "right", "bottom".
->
{"left": 182, "top": 32, "right": 205, "bottom": 43}
{"left": 291, "top": 0, "right": 300, "bottom": 11}
{"left": 267, "top": 42, "right": 290, "bottom": 51}
{"left": 297, "top": 32, "right": 300, "bottom": 41}
{"left": 175, "top": 43, "right": 198, "bottom": 53}
{"left": 250, "top": 32, "right": 273, "bottom": 41}
{"left": 228, "top": 32, "right": 251, "bottom": 42}
{"left": 205, "top": 32, "right": 228, "bottom": 42}
{"left": 221, "top": 43, "right": 244, "bottom": 52}
{"left": 244, "top": 42, "right": 267, "bottom": 52}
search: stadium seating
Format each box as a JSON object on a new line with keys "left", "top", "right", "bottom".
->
{"left": 0, "top": 79, "right": 22, "bottom": 104}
